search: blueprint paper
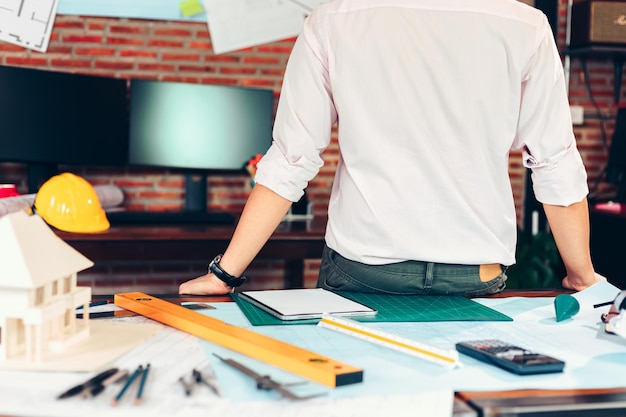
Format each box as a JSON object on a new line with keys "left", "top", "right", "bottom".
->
{"left": 0, "top": 0, "right": 59, "bottom": 52}
{"left": 202, "top": 281, "right": 626, "bottom": 398}
{"left": 0, "top": 281, "right": 621, "bottom": 417}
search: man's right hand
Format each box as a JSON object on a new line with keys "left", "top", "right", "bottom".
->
{"left": 178, "top": 273, "right": 234, "bottom": 295}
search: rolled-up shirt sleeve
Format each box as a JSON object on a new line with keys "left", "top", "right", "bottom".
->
{"left": 515, "top": 18, "right": 588, "bottom": 206}
{"left": 254, "top": 12, "right": 336, "bottom": 202}
{"left": 523, "top": 142, "right": 588, "bottom": 205}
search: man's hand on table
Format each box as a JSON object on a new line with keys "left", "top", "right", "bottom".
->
{"left": 562, "top": 272, "right": 607, "bottom": 292}
{"left": 179, "top": 273, "right": 234, "bottom": 295}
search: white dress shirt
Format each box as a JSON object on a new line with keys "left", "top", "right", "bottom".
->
{"left": 254, "top": 0, "right": 588, "bottom": 266}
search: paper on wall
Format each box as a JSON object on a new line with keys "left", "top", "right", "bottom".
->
{"left": 0, "top": 0, "right": 59, "bottom": 52}
{"left": 202, "top": 0, "right": 306, "bottom": 54}
{"left": 286, "top": 0, "right": 327, "bottom": 14}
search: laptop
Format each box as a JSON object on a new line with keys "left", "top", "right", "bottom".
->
{"left": 238, "top": 288, "right": 378, "bottom": 321}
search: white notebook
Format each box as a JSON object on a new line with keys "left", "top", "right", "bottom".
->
{"left": 239, "top": 288, "right": 378, "bottom": 321}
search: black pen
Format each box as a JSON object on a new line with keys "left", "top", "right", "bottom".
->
{"left": 58, "top": 368, "right": 119, "bottom": 399}
{"left": 85, "top": 369, "right": 129, "bottom": 398}
{"left": 594, "top": 300, "right": 614, "bottom": 308}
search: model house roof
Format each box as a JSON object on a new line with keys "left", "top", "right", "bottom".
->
{"left": 0, "top": 211, "right": 93, "bottom": 289}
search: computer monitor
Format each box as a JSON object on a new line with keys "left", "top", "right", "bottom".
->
{"left": 128, "top": 79, "right": 274, "bottom": 213}
{"left": 0, "top": 65, "right": 129, "bottom": 192}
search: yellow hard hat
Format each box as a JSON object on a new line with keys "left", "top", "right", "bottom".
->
{"left": 34, "top": 172, "right": 110, "bottom": 233}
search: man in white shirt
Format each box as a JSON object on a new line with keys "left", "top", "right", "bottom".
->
{"left": 179, "top": 0, "right": 603, "bottom": 295}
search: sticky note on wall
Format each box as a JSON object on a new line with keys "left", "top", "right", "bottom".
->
{"left": 180, "top": 0, "right": 204, "bottom": 17}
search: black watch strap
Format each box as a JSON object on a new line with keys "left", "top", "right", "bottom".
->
{"left": 208, "top": 254, "right": 246, "bottom": 287}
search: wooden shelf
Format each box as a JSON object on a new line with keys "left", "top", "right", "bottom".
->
{"left": 564, "top": 45, "right": 626, "bottom": 104}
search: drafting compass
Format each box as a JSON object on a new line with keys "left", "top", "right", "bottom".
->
{"left": 213, "top": 354, "right": 325, "bottom": 401}
{"left": 178, "top": 366, "right": 221, "bottom": 396}
{"left": 599, "top": 290, "right": 626, "bottom": 338}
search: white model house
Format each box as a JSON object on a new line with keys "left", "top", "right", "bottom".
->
{"left": 0, "top": 211, "right": 93, "bottom": 363}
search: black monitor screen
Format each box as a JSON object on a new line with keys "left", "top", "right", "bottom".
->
{"left": 0, "top": 65, "right": 129, "bottom": 166}
{"left": 128, "top": 79, "right": 274, "bottom": 171}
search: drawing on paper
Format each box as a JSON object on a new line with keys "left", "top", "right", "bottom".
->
{"left": 0, "top": 0, "right": 59, "bottom": 52}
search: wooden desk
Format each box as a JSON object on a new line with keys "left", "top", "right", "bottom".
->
{"left": 457, "top": 388, "right": 626, "bottom": 416}
{"left": 56, "top": 218, "right": 327, "bottom": 289}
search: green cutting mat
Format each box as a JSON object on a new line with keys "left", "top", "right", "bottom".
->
{"left": 232, "top": 291, "right": 512, "bottom": 326}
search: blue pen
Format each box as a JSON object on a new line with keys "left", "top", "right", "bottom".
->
{"left": 112, "top": 365, "right": 143, "bottom": 406}
{"left": 75, "top": 300, "right": 108, "bottom": 310}
{"left": 134, "top": 364, "right": 150, "bottom": 405}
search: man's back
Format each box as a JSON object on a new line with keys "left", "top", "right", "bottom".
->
{"left": 262, "top": 0, "right": 587, "bottom": 266}
{"left": 179, "top": 0, "right": 599, "bottom": 296}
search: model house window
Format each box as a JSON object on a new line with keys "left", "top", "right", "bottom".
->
{"left": 35, "top": 287, "right": 44, "bottom": 306}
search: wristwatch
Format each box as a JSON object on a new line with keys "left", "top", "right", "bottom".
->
{"left": 208, "top": 254, "right": 246, "bottom": 287}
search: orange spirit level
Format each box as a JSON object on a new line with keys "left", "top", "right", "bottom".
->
{"left": 114, "top": 292, "right": 363, "bottom": 387}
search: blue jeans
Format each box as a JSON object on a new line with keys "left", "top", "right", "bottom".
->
{"left": 317, "top": 245, "right": 507, "bottom": 296}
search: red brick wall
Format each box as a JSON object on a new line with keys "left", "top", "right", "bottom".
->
{"left": 0, "top": 1, "right": 620, "bottom": 293}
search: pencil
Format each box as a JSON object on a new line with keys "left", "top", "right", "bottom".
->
{"left": 112, "top": 365, "right": 143, "bottom": 406}
{"left": 134, "top": 363, "right": 150, "bottom": 405}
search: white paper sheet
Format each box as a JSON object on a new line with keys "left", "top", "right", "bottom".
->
{"left": 202, "top": 0, "right": 305, "bottom": 54}
{"left": 285, "top": 0, "right": 327, "bottom": 13}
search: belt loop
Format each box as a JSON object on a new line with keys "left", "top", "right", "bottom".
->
{"left": 424, "top": 262, "right": 434, "bottom": 292}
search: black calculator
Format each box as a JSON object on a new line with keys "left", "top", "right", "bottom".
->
{"left": 455, "top": 339, "right": 565, "bottom": 375}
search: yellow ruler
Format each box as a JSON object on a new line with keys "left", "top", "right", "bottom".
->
{"left": 318, "top": 314, "right": 459, "bottom": 369}
{"left": 114, "top": 292, "right": 363, "bottom": 387}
